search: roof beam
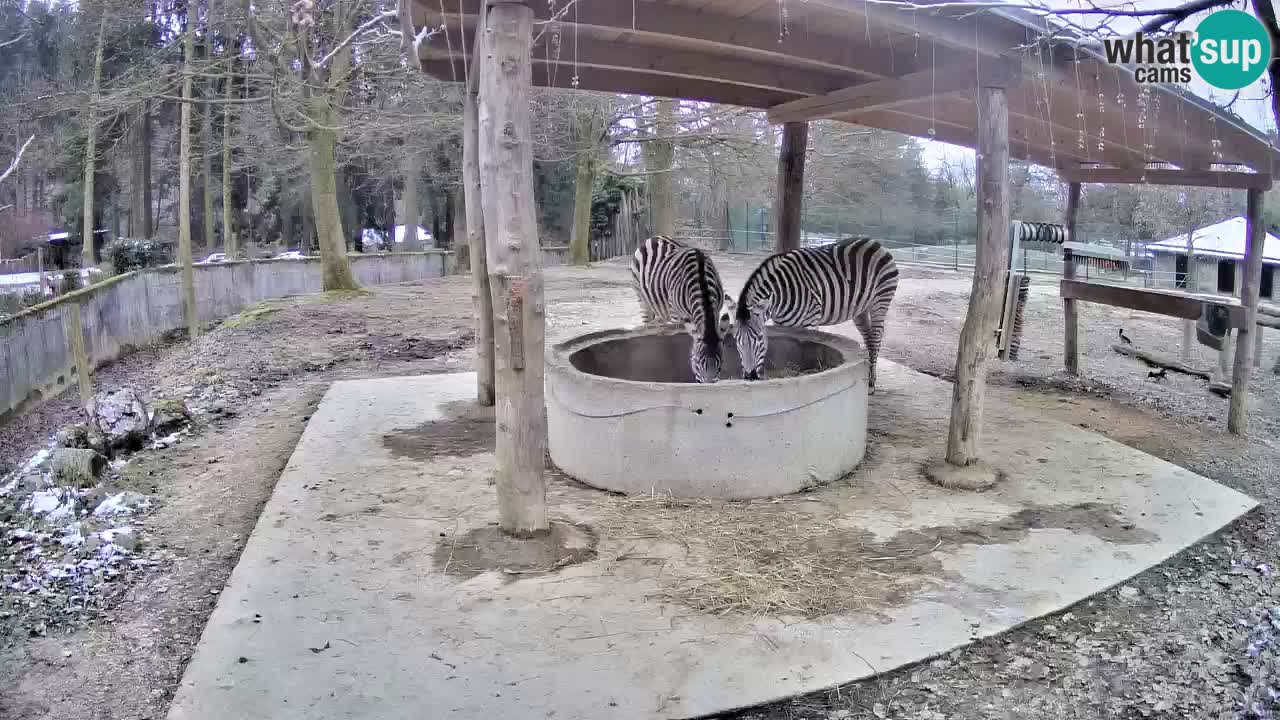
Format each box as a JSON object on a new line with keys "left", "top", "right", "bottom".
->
{"left": 416, "top": 0, "right": 935, "bottom": 82}
{"left": 1058, "top": 167, "right": 1274, "bottom": 190}
{"left": 421, "top": 30, "right": 863, "bottom": 99}
{"left": 766, "top": 58, "right": 1019, "bottom": 124}
{"left": 420, "top": 59, "right": 800, "bottom": 109}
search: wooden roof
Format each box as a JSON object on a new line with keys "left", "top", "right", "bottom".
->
{"left": 414, "top": 0, "right": 1280, "bottom": 175}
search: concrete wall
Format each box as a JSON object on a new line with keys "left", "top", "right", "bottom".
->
{"left": 0, "top": 252, "right": 456, "bottom": 419}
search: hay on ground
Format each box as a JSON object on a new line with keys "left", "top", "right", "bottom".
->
{"left": 591, "top": 493, "right": 940, "bottom": 618}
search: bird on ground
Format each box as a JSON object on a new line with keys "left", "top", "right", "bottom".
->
{"left": 1119, "top": 328, "right": 1133, "bottom": 345}
{"left": 1147, "top": 367, "right": 1167, "bottom": 381}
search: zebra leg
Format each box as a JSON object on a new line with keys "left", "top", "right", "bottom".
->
{"left": 854, "top": 311, "right": 885, "bottom": 394}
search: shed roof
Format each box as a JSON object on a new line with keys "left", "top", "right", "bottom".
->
{"left": 415, "top": 0, "right": 1280, "bottom": 174}
{"left": 1148, "top": 217, "right": 1280, "bottom": 265}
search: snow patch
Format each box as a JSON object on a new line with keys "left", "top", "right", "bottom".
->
{"left": 26, "top": 490, "right": 77, "bottom": 521}
{"left": 93, "top": 492, "right": 148, "bottom": 518}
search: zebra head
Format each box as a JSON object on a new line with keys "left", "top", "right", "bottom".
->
{"left": 685, "top": 320, "right": 722, "bottom": 383}
{"left": 735, "top": 306, "right": 768, "bottom": 380}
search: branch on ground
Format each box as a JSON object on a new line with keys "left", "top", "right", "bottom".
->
{"left": 1111, "top": 343, "right": 1211, "bottom": 380}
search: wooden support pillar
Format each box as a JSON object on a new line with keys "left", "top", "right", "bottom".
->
{"left": 1062, "top": 181, "right": 1081, "bottom": 374}
{"left": 478, "top": 0, "right": 548, "bottom": 535}
{"left": 1255, "top": 326, "right": 1264, "bottom": 368}
{"left": 773, "top": 121, "right": 808, "bottom": 251}
{"left": 1229, "top": 188, "right": 1266, "bottom": 435}
{"left": 63, "top": 303, "right": 94, "bottom": 411}
{"left": 464, "top": 7, "right": 494, "bottom": 407}
{"left": 930, "top": 86, "right": 1010, "bottom": 490}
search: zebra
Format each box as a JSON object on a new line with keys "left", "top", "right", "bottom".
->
{"left": 735, "top": 237, "right": 898, "bottom": 392}
{"left": 630, "top": 236, "right": 731, "bottom": 383}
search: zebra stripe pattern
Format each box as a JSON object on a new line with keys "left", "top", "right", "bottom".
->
{"left": 630, "top": 235, "right": 727, "bottom": 383}
{"left": 735, "top": 237, "right": 898, "bottom": 392}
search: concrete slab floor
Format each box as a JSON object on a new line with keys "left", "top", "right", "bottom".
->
{"left": 167, "top": 365, "right": 1256, "bottom": 720}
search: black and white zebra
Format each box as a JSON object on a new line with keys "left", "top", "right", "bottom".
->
{"left": 735, "top": 237, "right": 898, "bottom": 392}
{"left": 631, "top": 236, "right": 731, "bottom": 383}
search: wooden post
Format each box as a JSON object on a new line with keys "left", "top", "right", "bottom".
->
{"left": 1218, "top": 331, "right": 1232, "bottom": 382}
{"left": 464, "top": 8, "right": 494, "bottom": 407}
{"left": 478, "top": 0, "right": 547, "bottom": 535}
{"left": 1255, "top": 326, "right": 1264, "bottom": 368}
{"left": 37, "top": 246, "right": 46, "bottom": 297}
{"left": 1062, "top": 181, "right": 1081, "bottom": 374}
{"left": 63, "top": 303, "right": 94, "bottom": 411}
{"left": 773, "top": 121, "right": 808, "bottom": 251}
{"left": 939, "top": 85, "right": 1010, "bottom": 483}
{"left": 1229, "top": 188, "right": 1266, "bottom": 435}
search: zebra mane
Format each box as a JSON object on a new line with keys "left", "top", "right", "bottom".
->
{"left": 695, "top": 251, "right": 720, "bottom": 352}
{"left": 737, "top": 253, "right": 775, "bottom": 322}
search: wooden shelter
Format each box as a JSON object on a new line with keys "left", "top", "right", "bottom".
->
{"left": 414, "top": 0, "right": 1280, "bottom": 530}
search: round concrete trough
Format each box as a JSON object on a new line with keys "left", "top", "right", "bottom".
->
{"left": 546, "top": 326, "right": 869, "bottom": 499}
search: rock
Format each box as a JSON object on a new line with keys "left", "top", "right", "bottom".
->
{"left": 20, "top": 473, "right": 47, "bottom": 492}
{"left": 55, "top": 424, "right": 91, "bottom": 449}
{"left": 89, "top": 388, "right": 150, "bottom": 452}
{"left": 49, "top": 448, "right": 107, "bottom": 488}
{"left": 149, "top": 398, "right": 193, "bottom": 435}
{"left": 1120, "top": 585, "right": 1141, "bottom": 601}
{"left": 56, "top": 423, "right": 108, "bottom": 455}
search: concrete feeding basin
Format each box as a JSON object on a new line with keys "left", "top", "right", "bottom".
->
{"left": 546, "top": 326, "right": 868, "bottom": 499}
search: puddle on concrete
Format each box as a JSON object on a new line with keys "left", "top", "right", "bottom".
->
{"left": 382, "top": 400, "right": 495, "bottom": 459}
{"left": 433, "top": 521, "right": 597, "bottom": 580}
{"left": 902, "top": 502, "right": 1159, "bottom": 548}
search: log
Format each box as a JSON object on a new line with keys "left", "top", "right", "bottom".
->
{"left": 50, "top": 448, "right": 106, "bottom": 488}
{"left": 1110, "top": 344, "right": 1211, "bottom": 380}
{"left": 773, "top": 121, "right": 808, "bottom": 252}
{"left": 478, "top": 1, "right": 548, "bottom": 536}
{"left": 1229, "top": 187, "right": 1265, "bottom": 435}
{"left": 1062, "top": 181, "right": 1081, "bottom": 374}
{"left": 943, "top": 85, "right": 1009, "bottom": 478}
{"left": 463, "top": 6, "right": 494, "bottom": 407}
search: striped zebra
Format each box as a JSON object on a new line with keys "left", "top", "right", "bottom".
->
{"left": 735, "top": 237, "right": 898, "bottom": 392}
{"left": 631, "top": 236, "right": 731, "bottom": 383}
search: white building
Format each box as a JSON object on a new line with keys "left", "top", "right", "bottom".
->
{"left": 1148, "top": 217, "right": 1278, "bottom": 300}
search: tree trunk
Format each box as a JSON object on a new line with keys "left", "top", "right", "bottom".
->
{"left": 1229, "top": 189, "right": 1266, "bottom": 435}
{"left": 774, "top": 121, "right": 808, "bottom": 251}
{"left": 479, "top": 1, "right": 547, "bottom": 536}
{"left": 1062, "top": 182, "right": 1081, "bottom": 373}
{"left": 464, "top": 77, "right": 494, "bottom": 405}
{"left": 945, "top": 86, "right": 1010, "bottom": 470}
{"left": 570, "top": 108, "right": 601, "bottom": 265}
{"left": 129, "top": 104, "right": 153, "bottom": 239}
{"left": 306, "top": 104, "right": 357, "bottom": 288}
{"left": 222, "top": 73, "right": 237, "bottom": 258}
{"left": 202, "top": 68, "right": 215, "bottom": 252}
{"left": 82, "top": 9, "right": 108, "bottom": 268}
{"left": 400, "top": 152, "right": 420, "bottom": 250}
{"left": 645, "top": 99, "right": 676, "bottom": 237}
{"left": 178, "top": 21, "right": 199, "bottom": 338}
{"left": 452, "top": 187, "right": 468, "bottom": 273}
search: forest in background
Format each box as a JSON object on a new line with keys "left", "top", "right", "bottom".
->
{"left": 3, "top": 0, "right": 1280, "bottom": 276}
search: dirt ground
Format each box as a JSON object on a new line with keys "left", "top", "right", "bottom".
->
{"left": 2, "top": 255, "right": 1279, "bottom": 720}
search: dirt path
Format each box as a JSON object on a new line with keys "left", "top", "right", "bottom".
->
{"left": 2, "top": 258, "right": 1278, "bottom": 720}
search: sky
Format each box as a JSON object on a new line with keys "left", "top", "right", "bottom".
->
{"left": 920, "top": 0, "right": 1277, "bottom": 169}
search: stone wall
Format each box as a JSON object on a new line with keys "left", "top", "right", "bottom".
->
{"left": 0, "top": 252, "right": 457, "bottom": 418}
